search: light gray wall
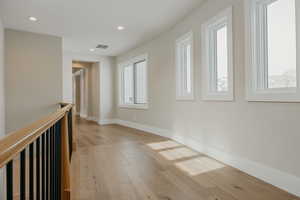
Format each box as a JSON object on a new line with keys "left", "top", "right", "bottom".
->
{"left": 0, "top": 19, "right": 5, "bottom": 138}
{"left": 0, "top": 18, "right": 5, "bottom": 200}
{"left": 88, "top": 62, "right": 100, "bottom": 119}
{"left": 5, "top": 29, "right": 62, "bottom": 133}
{"left": 116, "top": 0, "right": 300, "bottom": 180}
{"left": 100, "top": 57, "right": 115, "bottom": 121}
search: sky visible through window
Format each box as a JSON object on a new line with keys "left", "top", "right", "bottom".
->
{"left": 216, "top": 25, "right": 228, "bottom": 92}
{"left": 267, "top": 0, "right": 296, "bottom": 88}
{"left": 123, "top": 65, "right": 134, "bottom": 104}
{"left": 186, "top": 44, "right": 192, "bottom": 93}
{"left": 135, "top": 61, "right": 147, "bottom": 104}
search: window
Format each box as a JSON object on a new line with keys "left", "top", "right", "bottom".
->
{"left": 176, "top": 32, "right": 194, "bottom": 100}
{"left": 201, "top": 7, "right": 233, "bottom": 101}
{"left": 246, "top": 0, "right": 300, "bottom": 101}
{"left": 119, "top": 54, "right": 148, "bottom": 109}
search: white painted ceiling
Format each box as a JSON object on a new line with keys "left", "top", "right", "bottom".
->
{"left": 0, "top": 0, "right": 203, "bottom": 56}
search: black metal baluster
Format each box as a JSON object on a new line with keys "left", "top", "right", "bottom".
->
{"left": 6, "top": 161, "right": 13, "bottom": 200}
{"left": 53, "top": 124, "right": 57, "bottom": 200}
{"left": 42, "top": 133, "right": 45, "bottom": 200}
{"left": 20, "top": 149, "right": 26, "bottom": 200}
{"left": 56, "top": 121, "right": 62, "bottom": 200}
{"left": 29, "top": 143, "right": 34, "bottom": 200}
{"left": 46, "top": 130, "right": 49, "bottom": 200}
{"left": 36, "top": 137, "right": 40, "bottom": 200}
{"left": 50, "top": 126, "right": 54, "bottom": 200}
{"left": 68, "top": 111, "right": 73, "bottom": 159}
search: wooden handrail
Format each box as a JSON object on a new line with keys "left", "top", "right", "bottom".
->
{"left": 0, "top": 104, "right": 73, "bottom": 168}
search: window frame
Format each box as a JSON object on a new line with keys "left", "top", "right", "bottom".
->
{"left": 175, "top": 31, "right": 195, "bottom": 101}
{"left": 201, "top": 7, "right": 234, "bottom": 101}
{"left": 245, "top": 0, "right": 300, "bottom": 102}
{"left": 118, "top": 54, "right": 149, "bottom": 109}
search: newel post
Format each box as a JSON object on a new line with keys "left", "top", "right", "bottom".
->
{"left": 61, "top": 112, "right": 71, "bottom": 200}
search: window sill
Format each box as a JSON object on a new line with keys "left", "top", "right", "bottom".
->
{"left": 118, "top": 104, "right": 149, "bottom": 110}
{"left": 246, "top": 89, "right": 300, "bottom": 102}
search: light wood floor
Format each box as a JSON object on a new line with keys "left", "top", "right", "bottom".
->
{"left": 71, "top": 118, "right": 300, "bottom": 200}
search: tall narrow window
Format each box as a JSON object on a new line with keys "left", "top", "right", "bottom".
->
{"left": 176, "top": 32, "right": 194, "bottom": 100}
{"left": 267, "top": 0, "right": 296, "bottom": 89}
{"left": 201, "top": 7, "right": 233, "bottom": 101}
{"left": 216, "top": 26, "right": 228, "bottom": 92}
{"left": 119, "top": 54, "right": 148, "bottom": 109}
{"left": 123, "top": 64, "right": 134, "bottom": 104}
{"left": 134, "top": 60, "right": 147, "bottom": 104}
{"left": 246, "top": 0, "right": 300, "bottom": 101}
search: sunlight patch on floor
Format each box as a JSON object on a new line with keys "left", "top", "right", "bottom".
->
{"left": 147, "top": 140, "right": 181, "bottom": 150}
{"left": 159, "top": 147, "right": 198, "bottom": 160}
{"left": 175, "top": 157, "right": 225, "bottom": 176}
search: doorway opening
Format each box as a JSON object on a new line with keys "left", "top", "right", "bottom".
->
{"left": 72, "top": 61, "right": 100, "bottom": 122}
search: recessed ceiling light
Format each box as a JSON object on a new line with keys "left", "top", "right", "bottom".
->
{"left": 117, "top": 26, "right": 125, "bottom": 30}
{"left": 89, "top": 48, "right": 95, "bottom": 52}
{"left": 29, "top": 17, "right": 38, "bottom": 22}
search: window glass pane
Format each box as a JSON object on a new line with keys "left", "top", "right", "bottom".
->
{"left": 267, "top": 0, "right": 296, "bottom": 88}
{"left": 135, "top": 61, "right": 147, "bottom": 104}
{"left": 216, "top": 25, "right": 228, "bottom": 92}
{"left": 186, "top": 44, "right": 192, "bottom": 93}
{"left": 123, "top": 65, "right": 134, "bottom": 104}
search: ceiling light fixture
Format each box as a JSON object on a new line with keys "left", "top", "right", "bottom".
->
{"left": 117, "top": 26, "right": 125, "bottom": 30}
{"left": 29, "top": 17, "right": 38, "bottom": 22}
{"left": 89, "top": 48, "right": 95, "bottom": 52}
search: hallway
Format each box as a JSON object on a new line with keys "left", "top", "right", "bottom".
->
{"left": 70, "top": 119, "right": 299, "bottom": 200}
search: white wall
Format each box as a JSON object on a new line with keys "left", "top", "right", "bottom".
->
{"left": 62, "top": 52, "right": 73, "bottom": 103}
{"left": 0, "top": 17, "right": 5, "bottom": 138}
{"left": 63, "top": 52, "right": 116, "bottom": 121}
{"left": 116, "top": 0, "right": 300, "bottom": 196}
{"left": 99, "top": 57, "right": 116, "bottom": 122}
{"left": 0, "top": 18, "right": 5, "bottom": 199}
{"left": 5, "top": 29, "right": 63, "bottom": 133}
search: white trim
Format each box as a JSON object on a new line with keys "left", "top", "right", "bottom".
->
{"left": 118, "top": 54, "right": 149, "bottom": 109}
{"left": 86, "top": 116, "right": 98, "bottom": 122}
{"left": 80, "top": 114, "right": 87, "bottom": 119}
{"left": 73, "top": 70, "right": 82, "bottom": 77}
{"left": 113, "top": 119, "right": 300, "bottom": 197}
{"left": 98, "top": 119, "right": 117, "bottom": 125}
{"left": 175, "top": 31, "right": 195, "bottom": 101}
{"left": 119, "top": 104, "right": 149, "bottom": 110}
{"left": 201, "top": 7, "right": 234, "bottom": 101}
{"left": 115, "top": 119, "right": 170, "bottom": 137}
{"left": 245, "top": 0, "right": 300, "bottom": 102}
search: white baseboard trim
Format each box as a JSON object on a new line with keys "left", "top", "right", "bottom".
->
{"left": 86, "top": 116, "right": 98, "bottom": 122}
{"left": 115, "top": 119, "right": 170, "bottom": 138}
{"left": 98, "top": 119, "right": 117, "bottom": 125}
{"left": 80, "top": 114, "right": 87, "bottom": 119}
{"left": 112, "top": 119, "right": 300, "bottom": 197}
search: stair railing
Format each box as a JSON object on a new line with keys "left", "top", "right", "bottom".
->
{"left": 0, "top": 103, "right": 75, "bottom": 200}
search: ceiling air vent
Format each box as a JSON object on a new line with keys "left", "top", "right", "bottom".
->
{"left": 96, "top": 44, "right": 109, "bottom": 49}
